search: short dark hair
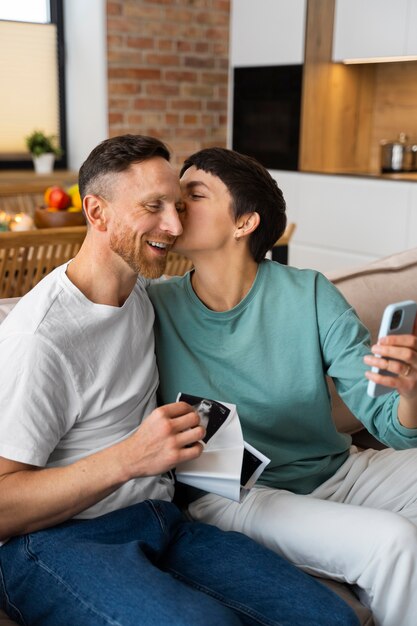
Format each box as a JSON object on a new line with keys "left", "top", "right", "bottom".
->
{"left": 180, "top": 147, "right": 286, "bottom": 263}
{"left": 79, "top": 134, "right": 171, "bottom": 201}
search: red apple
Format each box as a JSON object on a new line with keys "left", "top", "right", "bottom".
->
{"left": 47, "top": 186, "right": 71, "bottom": 210}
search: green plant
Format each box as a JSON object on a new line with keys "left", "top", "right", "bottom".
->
{"left": 25, "top": 130, "right": 63, "bottom": 158}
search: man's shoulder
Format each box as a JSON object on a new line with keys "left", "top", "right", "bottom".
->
{"left": 0, "top": 265, "right": 69, "bottom": 339}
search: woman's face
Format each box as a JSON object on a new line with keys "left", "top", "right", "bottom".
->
{"left": 174, "top": 165, "right": 236, "bottom": 258}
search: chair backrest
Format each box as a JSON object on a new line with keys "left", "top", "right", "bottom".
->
{"left": 0, "top": 226, "right": 87, "bottom": 298}
{"left": 273, "top": 222, "right": 296, "bottom": 248}
{"left": 165, "top": 251, "right": 193, "bottom": 276}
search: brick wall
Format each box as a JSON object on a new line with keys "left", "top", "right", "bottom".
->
{"left": 106, "top": 0, "right": 230, "bottom": 169}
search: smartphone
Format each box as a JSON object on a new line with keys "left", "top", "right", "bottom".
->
{"left": 367, "top": 300, "right": 417, "bottom": 398}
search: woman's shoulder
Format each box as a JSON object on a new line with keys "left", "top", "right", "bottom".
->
{"left": 262, "top": 259, "right": 327, "bottom": 284}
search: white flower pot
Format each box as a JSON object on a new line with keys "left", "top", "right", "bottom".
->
{"left": 32, "top": 153, "right": 55, "bottom": 174}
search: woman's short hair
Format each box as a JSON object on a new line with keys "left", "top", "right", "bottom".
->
{"left": 180, "top": 147, "right": 286, "bottom": 263}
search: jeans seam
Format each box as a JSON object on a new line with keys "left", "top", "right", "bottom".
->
{"left": 24, "top": 535, "right": 123, "bottom": 626}
{"left": 167, "top": 567, "right": 282, "bottom": 626}
{"left": 0, "top": 561, "right": 27, "bottom": 626}
{"left": 146, "top": 499, "right": 169, "bottom": 534}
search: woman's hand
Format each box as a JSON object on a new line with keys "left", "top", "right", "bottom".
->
{"left": 364, "top": 317, "right": 417, "bottom": 427}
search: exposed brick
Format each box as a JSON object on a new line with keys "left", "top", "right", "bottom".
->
{"left": 126, "top": 37, "right": 155, "bottom": 49}
{"left": 171, "top": 100, "right": 203, "bottom": 111}
{"left": 206, "top": 100, "right": 227, "bottom": 112}
{"left": 107, "top": 34, "right": 124, "bottom": 48}
{"left": 108, "top": 82, "right": 142, "bottom": 95}
{"left": 146, "top": 83, "right": 180, "bottom": 96}
{"left": 146, "top": 53, "right": 180, "bottom": 67}
{"left": 123, "top": 3, "right": 164, "bottom": 20}
{"left": 109, "top": 112, "right": 125, "bottom": 125}
{"left": 184, "top": 56, "right": 216, "bottom": 69}
{"left": 176, "top": 128, "right": 206, "bottom": 139}
{"left": 133, "top": 98, "right": 167, "bottom": 111}
{"left": 183, "top": 114, "right": 198, "bottom": 124}
{"left": 162, "top": 113, "right": 176, "bottom": 124}
{"left": 107, "top": 2, "right": 123, "bottom": 16}
{"left": 180, "top": 83, "right": 214, "bottom": 98}
{"left": 195, "top": 10, "right": 229, "bottom": 26}
{"left": 107, "top": 50, "right": 143, "bottom": 64}
{"left": 164, "top": 70, "right": 198, "bottom": 83}
{"left": 176, "top": 41, "right": 193, "bottom": 52}
{"left": 195, "top": 42, "right": 210, "bottom": 54}
{"left": 201, "top": 72, "right": 229, "bottom": 85}
{"left": 107, "top": 0, "right": 230, "bottom": 162}
{"left": 108, "top": 68, "right": 161, "bottom": 80}
{"left": 158, "top": 39, "right": 174, "bottom": 51}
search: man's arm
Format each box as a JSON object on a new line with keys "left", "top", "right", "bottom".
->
{"left": 0, "top": 402, "right": 204, "bottom": 541}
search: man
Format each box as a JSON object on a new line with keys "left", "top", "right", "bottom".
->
{"left": 0, "top": 135, "right": 358, "bottom": 626}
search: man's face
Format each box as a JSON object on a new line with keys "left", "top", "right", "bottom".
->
{"left": 175, "top": 165, "right": 235, "bottom": 257}
{"left": 104, "top": 157, "right": 183, "bottom": 278}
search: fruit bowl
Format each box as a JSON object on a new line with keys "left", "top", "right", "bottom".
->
{"left": 34, "top": 207, "right": 86, "bottom": 229}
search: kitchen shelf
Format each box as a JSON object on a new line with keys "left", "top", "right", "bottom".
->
{"left": 0, "top": 170, "right": 78, "bottom": 197}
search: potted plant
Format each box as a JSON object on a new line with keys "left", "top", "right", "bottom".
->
{"left": 25, "top": 130, "right": 63, "bottom": 174}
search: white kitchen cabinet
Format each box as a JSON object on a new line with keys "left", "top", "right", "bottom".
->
{"left": 407, "top": 185, "right": 417, "bottom": 249}
{"left": 332, "top": 0, "right": 417, "bottom": 62}
{"left": 230, "top": 0, "right": 306, "bottom": 67}
{"left": 270, "top": 171, "right": 415, "bottom": 273}
{"left": 406, "top": 0, "right": 417, "bottom": 57}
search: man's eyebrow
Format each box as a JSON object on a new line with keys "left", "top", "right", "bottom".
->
{"left": 182, "top": 180, "right": 210, "bottom": 190}
{"left": 140, "top": 193, "right": 166, "bottom": 202}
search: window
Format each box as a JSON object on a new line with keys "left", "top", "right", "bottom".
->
{"left": 0, "top": 0, "right": 67, "bottom": 169}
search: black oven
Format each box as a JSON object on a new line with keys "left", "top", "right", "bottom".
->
{"left": 232, "top": 65, "right": 303, "bottom": 171}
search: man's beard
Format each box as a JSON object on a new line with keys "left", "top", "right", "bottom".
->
{"left": 109, "top": 228, "right": 171, "bottom": 279}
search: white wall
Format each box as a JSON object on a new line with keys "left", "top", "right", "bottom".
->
{"left": 64, "top": 0, "right": 108, "bottom": 171}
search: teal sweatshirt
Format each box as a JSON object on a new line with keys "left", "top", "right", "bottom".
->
{"left": 147, "top": 261, "right": 417, "bottom": 494}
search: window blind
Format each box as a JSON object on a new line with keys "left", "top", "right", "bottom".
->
{"left": 0, "top": 20, "right": 60, "bottom": 158}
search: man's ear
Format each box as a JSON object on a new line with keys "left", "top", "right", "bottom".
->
{"left": 83, "top": 195, "right": 108, "bottom": 231}
{"left": 235, "top": 212, "right": 260, "bottom": 238}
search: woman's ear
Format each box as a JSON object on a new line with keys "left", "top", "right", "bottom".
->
{"left": 235, "top": 212, "right": 260, "bottom": 238}
{"left": 83, "top": 195, "right": 108, "bottom": 231}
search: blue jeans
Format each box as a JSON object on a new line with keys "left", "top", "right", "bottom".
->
{"left": 0, "top": 500, "right": 358, "bottom": 626}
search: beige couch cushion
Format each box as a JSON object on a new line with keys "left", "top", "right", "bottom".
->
{"left": 326, "top": 247, "right": 417, "bottom": 434}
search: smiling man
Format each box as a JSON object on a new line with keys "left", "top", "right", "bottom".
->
{"left": 0, "top": 135, "right": 358, "bottom": 626}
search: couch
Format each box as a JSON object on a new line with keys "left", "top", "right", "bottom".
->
{"left": 1, "top": 246, "right": 417, "bottom": 626}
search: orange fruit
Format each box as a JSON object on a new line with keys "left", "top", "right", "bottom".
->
{"left": 44, "top": 186, "right": 55, "bottom": 206}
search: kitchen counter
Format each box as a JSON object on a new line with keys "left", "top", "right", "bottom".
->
{"left": 301, "top": 169, "right": 417, "bottom": 182}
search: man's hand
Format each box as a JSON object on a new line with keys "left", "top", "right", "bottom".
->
{"left": 0, "top": 402, "right": 204, "bottom": 540}
{"left": 120, "top": 402, "right": 205, "bottom": 480}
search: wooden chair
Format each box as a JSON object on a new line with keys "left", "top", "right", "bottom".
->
{"left": 274, "top": 222, "right": 296, "bottom": 248}
{"left": 0, "top": 226, "right": 87, "bottom": 298}
{"left": 165, "top": 251, "right": 194, "bottom": 276}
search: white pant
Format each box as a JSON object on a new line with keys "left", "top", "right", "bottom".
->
{"left": 189, "top": 447, "right": 417, "bottom": 626}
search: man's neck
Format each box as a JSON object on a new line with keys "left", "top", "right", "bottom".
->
{"left": 66, "top": 240, "right": 137, "bottom": 307}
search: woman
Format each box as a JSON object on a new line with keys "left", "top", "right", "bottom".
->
{"left": 147, "top": 147, "right": 417, "bottom": 626}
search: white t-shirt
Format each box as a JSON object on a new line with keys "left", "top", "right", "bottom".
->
{"left": 0, "top": 264, "right": 173, "bottom": 520}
